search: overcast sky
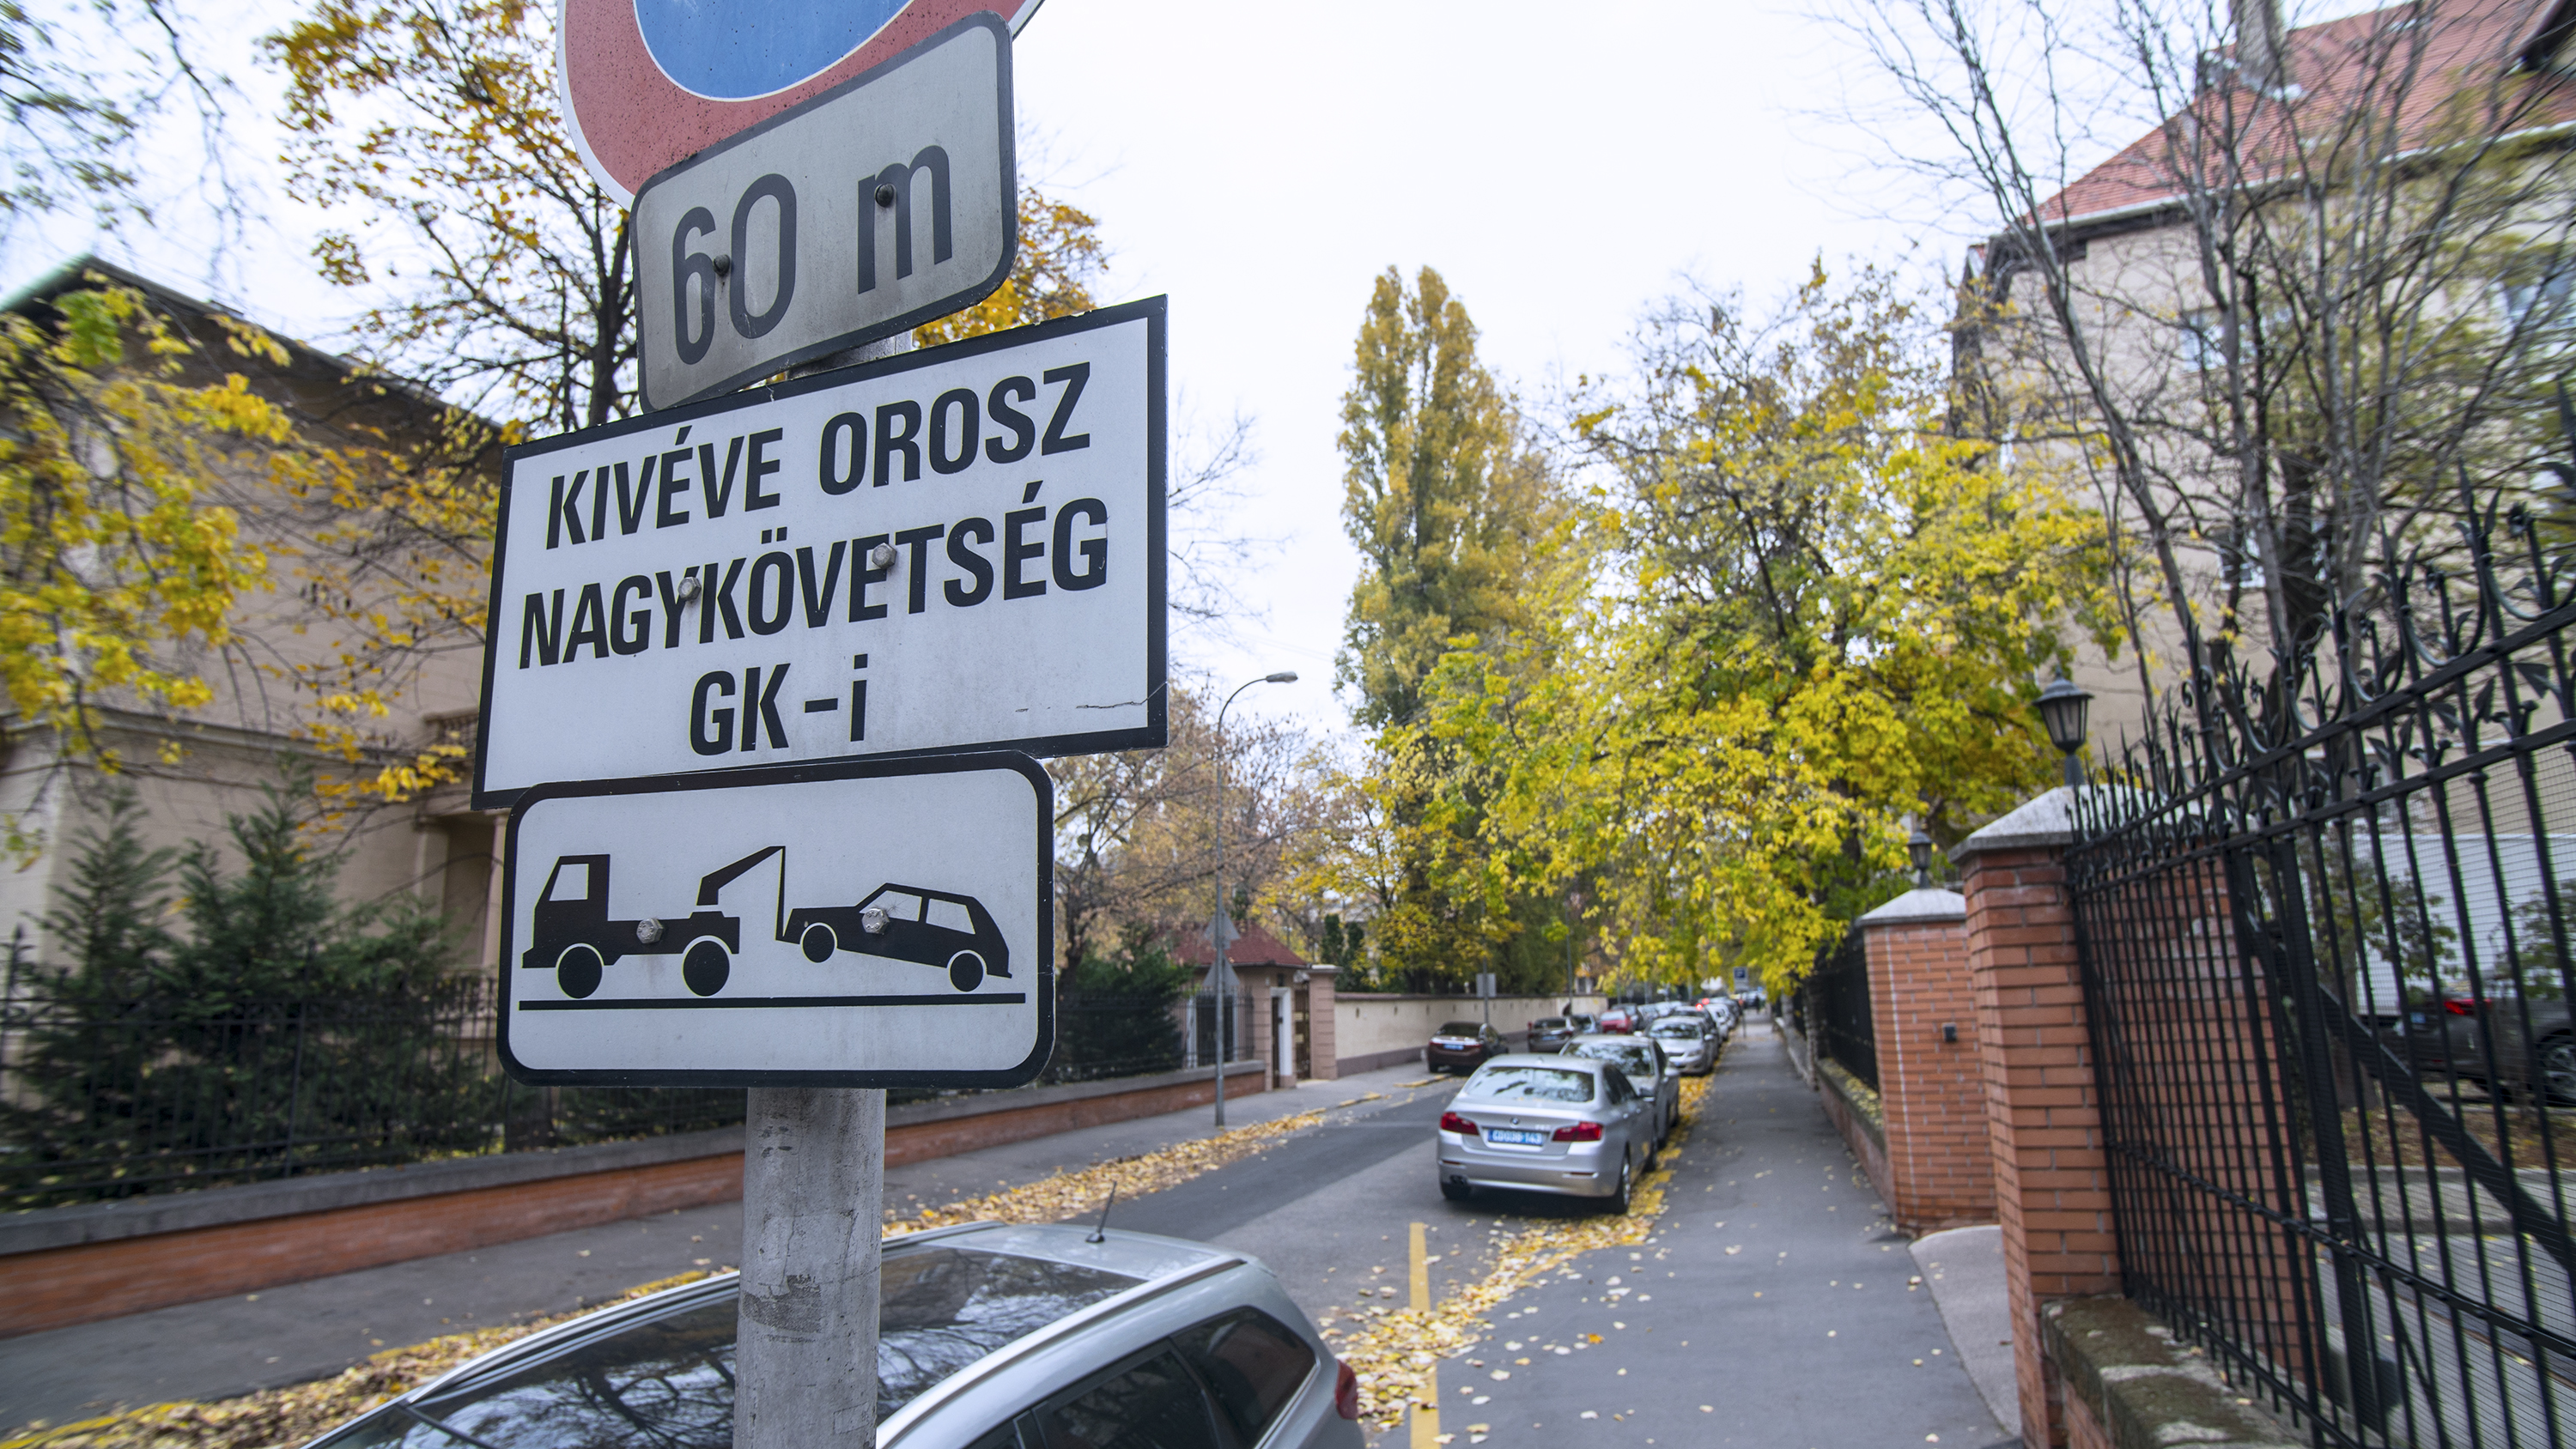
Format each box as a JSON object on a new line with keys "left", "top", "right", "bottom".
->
{"left": 5, "top": 0, "right": 2049, "bottom": 746}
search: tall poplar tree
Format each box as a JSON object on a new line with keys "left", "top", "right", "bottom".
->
{"left": 1336, "top": 267, "right": 1558, "bottom": 730}
{"left": 1332, "top": 267, "right": 1571, "bottom": 987}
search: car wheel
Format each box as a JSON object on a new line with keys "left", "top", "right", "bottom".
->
{"left": 1441, "top": 1179, "right": 1474, "bottom": 1202}
{"left": 682, "top": 939, "right": 731, "bottom": 997}
{"left": 799, "top": 923, "right": 836, "bottom": 963}
{"left": 556, "top": 943, "right": 604, "bottom": 1000}
{"left": 2541, "top": 1034, "right": 2576, "bottom": 1106}
{"left": 948, "top": 950, "right": 986, "bottom": 992}
{"left": 1605, "top": 1155, "right": 1634, "bottom": 1216}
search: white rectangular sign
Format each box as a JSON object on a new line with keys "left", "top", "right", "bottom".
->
{"left": 472, "top": 299, "right": 1164, "bottom": 809}
{"left": 633, "top": 14, "right": 1016, "bottom": 410}
{"left": 498, "top": 755, "right": 1052, "bottom": 1087}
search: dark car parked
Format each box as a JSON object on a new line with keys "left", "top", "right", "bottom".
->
{"left": 784, "top": 882, "right": 1012, "bottom": 992}
{"left": 1426, "top": 1020, "right": 1508, "bottom": 1074}
{"left": 1526, "top": 1016, "right": 1583, "bottom": 1052}
{"left": 2396, "top": 995, "right": 2576, "bottom": 1105}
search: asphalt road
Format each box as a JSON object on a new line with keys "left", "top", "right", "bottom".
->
{"left": 1416, "top": 1029, "right": 2012, "bottom": 1449}
{"left": 3, "top": 1036, "right": 2013, "bottom": 1448}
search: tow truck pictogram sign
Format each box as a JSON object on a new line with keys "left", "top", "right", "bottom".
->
{"left": 497, "top": 752, "right": 1050, "bottom": 1087}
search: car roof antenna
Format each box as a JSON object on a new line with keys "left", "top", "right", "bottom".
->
{"left": 1085, "top": 1185, "right": 1116, "bottom": 1245}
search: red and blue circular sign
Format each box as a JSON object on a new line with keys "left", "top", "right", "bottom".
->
{"left": 560, "top": 0, "right": 1044, "bottom": 203}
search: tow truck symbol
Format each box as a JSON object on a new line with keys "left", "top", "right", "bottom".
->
{"left": 520, "top": 849, "right": 1009, "bottom": 998}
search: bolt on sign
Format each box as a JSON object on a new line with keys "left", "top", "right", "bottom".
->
{"left": 498, "top": 753, "right": 1052, "bottom": 1087}
{"left": 471, "top": 298, "right": 1166, "bottom": 809}
{"left": 558, "top": 0, "right": 1047, "bottom": 205}
{"left": 631, "top": 14, "right": 1017, "bottom": 409}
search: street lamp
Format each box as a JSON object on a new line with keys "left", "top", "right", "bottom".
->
{"left": 2036, "top": 673, "right": 2094, "bottom": 790}
{"left": 1908, "top": 823, "right": 1933, "bottom": 888}
{"left": 1212, "top": 670, "right": 1297, "bottom": 1129}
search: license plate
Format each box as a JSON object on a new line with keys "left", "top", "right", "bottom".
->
{"left": 1486, "top": 1129, "right": 1546, "bottom": 1145}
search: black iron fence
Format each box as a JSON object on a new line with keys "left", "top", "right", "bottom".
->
{"left": 2068, "top": 493, "right": 2576, "bottom": 1447}
{"left": 1801, "top": 928, "right": 1880, "bottom": 1093}
{"left": 2, "top": 979, "right": 1230, "bottom": 1210}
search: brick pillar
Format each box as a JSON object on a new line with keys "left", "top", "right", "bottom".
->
{"left": 1955, "top": 789, "right": 2120, "bottom": 1449}
{"left": 1859, "top": 889, "right": 1994, "bottom": 1231}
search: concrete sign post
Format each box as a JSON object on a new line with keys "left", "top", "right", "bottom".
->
{"left": 632, "top": 15, "right": 1017, "bottom": 409}
{"left": 471, "top": 298, "right": 1166, "bottom": 809}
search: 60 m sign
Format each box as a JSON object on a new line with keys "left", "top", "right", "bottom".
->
{"left": 633, "top": 15, "right": 1016, "bottom": 410}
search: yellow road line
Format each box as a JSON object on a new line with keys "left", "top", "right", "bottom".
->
{"left": 1408, "top": 1220, "right": 1440, "bottom": 1449}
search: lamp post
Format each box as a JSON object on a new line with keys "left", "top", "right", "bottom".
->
{"left": 1212, "top": 670, "right": 1297, "bottom": 1129}
{"left": 2037, "top": 673, "right": 2094, "bottom": 790}
{"left": 1909, "top": 823, "right": 1933, "bottom": 888}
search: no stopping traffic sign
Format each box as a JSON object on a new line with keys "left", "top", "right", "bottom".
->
{"left": 559, "top": 0, "right": 1046, "bottom": 203}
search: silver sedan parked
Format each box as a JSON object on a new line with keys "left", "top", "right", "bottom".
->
{"left": 299, "top": 1222, "right": 1361, "bottom": 1449}
{"left": 1646, "top": 1014, "right": 1718, "bottom": 1075}
{"left": 1562, "top": 1034, "right": 1681, "bottom": 1143}
{"left": 1435, "top": 1054, "right": 1659, "bottom": 1213}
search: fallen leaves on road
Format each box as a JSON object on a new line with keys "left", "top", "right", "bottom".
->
{"left": 1327, "top": 1073, "right": 1716, "bottom": 1429}
{"left": 2, "top": 1107, "right": 1329, "bottom": 1449}
{"left": 883, "top": 1107, "right": 1325, "bottom": 1236}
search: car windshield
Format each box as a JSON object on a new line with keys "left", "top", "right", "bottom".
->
{"left": 310, "top": 1247, "right": 1141, "bottom": 1449}
{"left": 1532, "top": 1018, "right": 1567, "bottom": 1030}
{"left": 1438, "top": 1022, "right": 1484, "bottom": 1036}
{"left": 1649, "top": 1020, "right": 1701, "bottom": 1037}
{"left": 1463, "top": 1064, "right": 1595, "bottom": 1103}
{"left": 1574, "top": 1042, "right": 1658, "bottom": 1077}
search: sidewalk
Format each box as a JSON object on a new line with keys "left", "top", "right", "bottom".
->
{"left": 0, "top": 1060, "right": 1431, "bottom": 1433}
{"left": 1409, "top": 1023, "right": 2014, "bottom": 1448}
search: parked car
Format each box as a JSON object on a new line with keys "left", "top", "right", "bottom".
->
{"left": 2395, "top": 995, "right": 2575, "bottom": 1105}
{"left": 1425, "top": 1020, "right": 1508, "bottom": 1074}
{"left": 1646, "top": 1014, "right": 1717, "bottom": 1075}
{"left": 1434, "top": 1055, "right": 1658, "bottom": 1212}
{"left": 1595, "top": 1006, "right": 1637, "bottom": 1034}
{"left": 1526, "top": 1016, "right": 1583, "bottom": 1053}
{"left": 300, "top": 1222, "right": 1362, "bottom": 1449}
{"left": 1561, "top": 1034, "right": 1680, "bottom": 1143}
{"left": 1565, "top": 1012, "right": 1600, "bottom": 1034}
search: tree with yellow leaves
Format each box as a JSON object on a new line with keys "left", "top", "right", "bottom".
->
{"left": 1330, "top": 266, "right": 1579, "bottom": 990}
{"left": 0, "top": 278, "right": 337, "bottom": 853}
{"left": 1396, "top": 266, "right": 2117, "bottom": 992}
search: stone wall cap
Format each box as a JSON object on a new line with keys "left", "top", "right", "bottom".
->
{"left": 1953, "top": 786, "right": 2078, "bottom": 858}
{"left": 1860, "top": 887, "right": 1967, "bottom": 925}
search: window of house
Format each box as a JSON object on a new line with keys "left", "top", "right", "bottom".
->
{"left": 2500, "top": 259, "right": 2573, "bottom": 336}
{"left": 2182, "top": 308, "right": 2231, "bottom": 371}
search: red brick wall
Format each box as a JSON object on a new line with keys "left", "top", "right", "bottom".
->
{"left": 1865, "top": 919, "right": 1996, "bottom": 1231}
{"left": 1961, "top": 841, "right": 2120, "bottom": 1449}
{"left": 1, "top": 1153, "right": 744, "bottom": 1340}
{"left": 2, "top": 1068, "right": 1267, "bottom": 1339}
